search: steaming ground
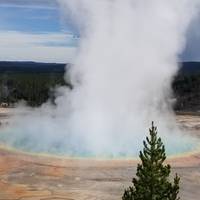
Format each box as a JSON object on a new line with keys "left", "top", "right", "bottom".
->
{"left": 0, "top": 108, "right": 198, "bottom": 158}
{"left": 0, "top": 0, "right": 200, "bottom": 158}
{"left": 0, "top": 112, "right": 200, "bottom": 200}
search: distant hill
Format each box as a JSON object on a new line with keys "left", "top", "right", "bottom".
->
{"left": 0, "top": 61, "right": 199, "bottom": 75}
{"left": 0, "top": 61, "right": 67, "bottom": 73}
{"left": 179, "top": 62, "right": 200, "bottom": 75}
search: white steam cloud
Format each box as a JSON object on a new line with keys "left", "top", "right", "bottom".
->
{"left": 1, "top": 0, "right": 200, "bottom": 158}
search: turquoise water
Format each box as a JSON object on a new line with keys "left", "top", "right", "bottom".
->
{"left": 0, "top": 128, "right": 198, "bottom": 159}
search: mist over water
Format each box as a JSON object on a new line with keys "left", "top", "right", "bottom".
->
{"left": 0, "top": 0, "right": 200, "bottom": 158}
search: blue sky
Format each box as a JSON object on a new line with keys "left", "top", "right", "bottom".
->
{"left": 0, "top": 0, "right": 199, "bottom": 63}
{"left": 0, "top": 0, "right": 78, "bottom": 63}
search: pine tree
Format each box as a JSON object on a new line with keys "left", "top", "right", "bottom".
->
{"left": 122, "top": 122, "right": 180, "bottom": 200}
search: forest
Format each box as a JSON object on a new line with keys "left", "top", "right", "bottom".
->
{"left": 0, "top": 61, "right": 199, "bottom": 111}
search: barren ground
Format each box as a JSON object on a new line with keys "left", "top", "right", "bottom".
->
{"left": 0, "top": 109, "right": 200, "bottom": 200}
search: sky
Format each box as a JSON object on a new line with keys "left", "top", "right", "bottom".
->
{"left": 0, "top": 0, "right": 199, "bottom": 63}
{"left": 0, "top": 0, "right": 78, "bottom": 63}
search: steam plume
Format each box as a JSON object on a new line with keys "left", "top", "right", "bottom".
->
{"left": 1, "top": 0, "right": 200, "bottom": 158}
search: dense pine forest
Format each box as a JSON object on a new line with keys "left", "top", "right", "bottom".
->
{"left": 173, "top": 62, "right": 200, "bottom": 112}
{"left": 0, "top": 61, "right": 199, "bottom": 111}
{"left": 0, "top": 62, "right": 69, "bottom": 107}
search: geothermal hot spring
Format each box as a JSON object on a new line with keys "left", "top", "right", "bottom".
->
{"left": 0, "top": 0, "right": 200, "bottom": 159}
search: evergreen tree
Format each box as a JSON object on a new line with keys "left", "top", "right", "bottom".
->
{"left": 122, "top": 122, "right": 180, "bottom": 200}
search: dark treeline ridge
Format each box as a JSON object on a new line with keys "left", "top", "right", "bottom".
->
{"left": 0, "top": 61, "right": 200, "bottom": 111}
{"left": 0, "top": 61, "right": 66, "bottom": 73}
{"left": 173, "top": 62, "right": 200, "bottom": 112}
{"left": 0, "top": 61, "right": 69, "bottom": 107}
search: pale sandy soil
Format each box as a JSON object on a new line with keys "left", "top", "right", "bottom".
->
{"left": 0, "top": 109, "right": 199, "bottom": 200}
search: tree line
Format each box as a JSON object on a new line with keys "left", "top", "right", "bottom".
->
{"left": 0, "top": 70, "right": 199, "bottom": 111}
{"left": 0, "top": 72, "right": 68, "bottom": 107}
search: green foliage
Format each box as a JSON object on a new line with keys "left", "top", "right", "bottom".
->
{"left": 0, "top": 72, "right": 70, "bottom": 106}
{"left": 173, "top": 74, "right": 200, "bottom": 111}
{"left": 122, "top": 122, "right": 180, "bottom": 200}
